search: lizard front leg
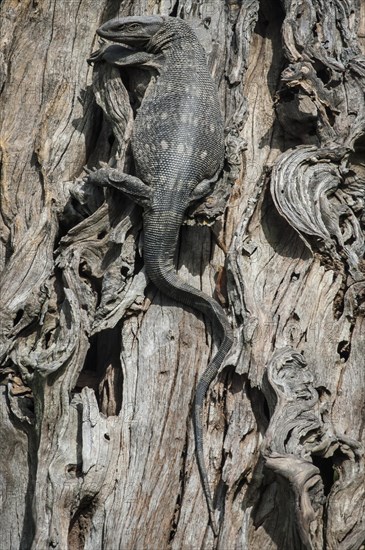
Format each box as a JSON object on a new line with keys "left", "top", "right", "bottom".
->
{"left": 85, "top": 166, "right": 152, "bottom": 208}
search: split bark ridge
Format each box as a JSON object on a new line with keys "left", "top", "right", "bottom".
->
{"left": 0, "top": 1, "right": 364, "bottom": 549}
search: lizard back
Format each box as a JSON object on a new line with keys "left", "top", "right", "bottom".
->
{"left": 131, "top": 18, "right": 224, "bottom": 211}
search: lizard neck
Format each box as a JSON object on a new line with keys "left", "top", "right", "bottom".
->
{"left": 146, "top": 18, "right": 201, "bottom": 55}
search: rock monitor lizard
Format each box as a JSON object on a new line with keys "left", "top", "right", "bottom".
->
{"left": 86, "top": 15, "right": 233, "bottom": 535}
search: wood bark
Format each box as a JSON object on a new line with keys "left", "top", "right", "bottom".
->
{"left": 0, "top": 1, "right": 364, "bottom": 549}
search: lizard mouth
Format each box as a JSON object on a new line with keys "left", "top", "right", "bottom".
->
{"left": 96, "top": 28, "right": 149, "bottom": 48}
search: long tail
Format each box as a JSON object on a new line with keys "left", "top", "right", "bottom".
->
{"left": 143, "top": 210, "right": 233, "bottom": 536}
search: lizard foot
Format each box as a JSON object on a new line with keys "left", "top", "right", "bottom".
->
{"left": 83, "top": 163, "right": 111, "bottom": 187}
{"left": 87, "top": 43, "right": 109, "bottom": 65}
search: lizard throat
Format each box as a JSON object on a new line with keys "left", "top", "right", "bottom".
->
{"left": 146, "top": 29, "right": 177, "bottom": 53}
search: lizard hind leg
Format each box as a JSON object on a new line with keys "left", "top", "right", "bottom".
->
{"left": 189, "top": 166, "right": 223, "bottom": 203}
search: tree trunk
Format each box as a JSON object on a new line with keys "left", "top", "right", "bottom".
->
{"left": 1, "top": 1, "right": 364, "bottom": 549}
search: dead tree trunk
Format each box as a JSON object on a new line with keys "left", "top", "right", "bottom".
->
{"left": 0, "top": 1, "right": 364, "bottom": 549}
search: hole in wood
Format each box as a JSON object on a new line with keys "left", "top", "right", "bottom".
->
{"left": 74, "top": 328, "right": 123, "bottom": 416}
{"left": 170, "top": 0, "right": 179, "bottom": 17}
{"left": 13, "top": 309, "right": 24, "bottom": 326}
{"left": 66, "top": 463, "right": 83, "bottom": 478}
{"left": 337, "top": 340, "right": 350, "bottom": 362}
{"left": 311, "top": 455, "right": 334, "bottom": 496}
{"left": 68, "top": 496, "right": 96, "bottom": 549}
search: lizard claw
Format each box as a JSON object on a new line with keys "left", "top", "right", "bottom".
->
{"left": 87, "top": 51, "right": 101, "bottom": 66}
{"left": 83, "top": 164, "right": 111, "bottom": 188}
{"left": 87, "top": 43, "right": 110, "bottom": 65}
{"left": 83, "top": 163, "right": 109, "bottom": 173}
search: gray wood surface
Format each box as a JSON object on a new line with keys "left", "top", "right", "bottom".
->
{"left": 0, "top": 0, "right": 364, "bottom": 548}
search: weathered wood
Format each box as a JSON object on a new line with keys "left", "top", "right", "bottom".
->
{"left": 0, "top": 0, "right": 364, "bottom": 549}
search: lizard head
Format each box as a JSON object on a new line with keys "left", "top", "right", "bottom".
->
{"left": 96, "top": 16, "right": 165, "bottom": 48}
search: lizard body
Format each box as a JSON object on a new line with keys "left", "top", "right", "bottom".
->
{"left": 87, "top": 16, "right": 233, "bottom": 535}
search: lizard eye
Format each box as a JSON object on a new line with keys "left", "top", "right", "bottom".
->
{"left": 127, "top": 23, "right": 141, "bottom": 31}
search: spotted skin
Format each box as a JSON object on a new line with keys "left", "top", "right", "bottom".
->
{"left": 87, "top": 16, "right": 233, "bottom": 536}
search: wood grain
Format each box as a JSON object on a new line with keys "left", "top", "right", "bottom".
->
{"left": 0, "top": 0, "right": 364, "bottom": 548}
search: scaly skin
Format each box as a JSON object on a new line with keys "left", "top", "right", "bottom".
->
{"left": 87, "top": 15, "right": 233, "bottom": 536}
